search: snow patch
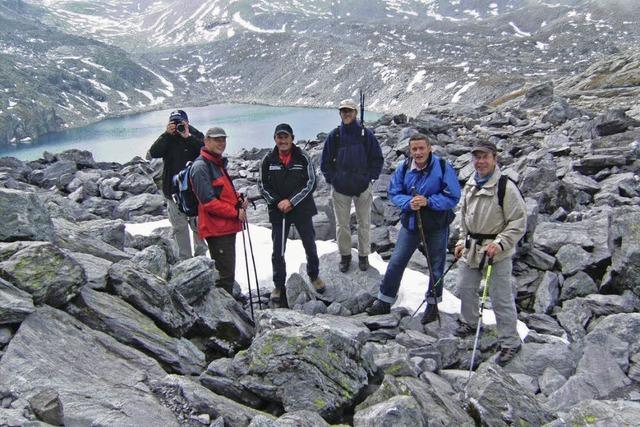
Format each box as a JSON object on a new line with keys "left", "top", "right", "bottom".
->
{"left": 509, "top": 22, "right": 531, "bottom": 37}
{"left": 406, "top": 70, "right": 426, "bottom": 93}
{"left": 451, "top": 81, "right": 476, "bottom": 103}
{"left": 233, "top": 12, "right": 285, "bottom": 33}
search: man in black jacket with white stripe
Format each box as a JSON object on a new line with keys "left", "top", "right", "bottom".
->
{"left": 259, "top": 123, "right": 325, "bottom": 305}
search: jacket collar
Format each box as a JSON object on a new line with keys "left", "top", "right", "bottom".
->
{"left": 467, "top": 165, "right": 502, "bottom": 189}
{"left": 200, "top": 149, "right": 227, "bottom": 167}
{"left": 270, "top": 144, "right": 300, "bottom": 161}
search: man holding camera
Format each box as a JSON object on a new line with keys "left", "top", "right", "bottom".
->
{"left": 149, "top": 109, "right": 208, "bottom": 260}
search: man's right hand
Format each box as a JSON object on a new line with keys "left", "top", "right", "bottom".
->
{"left": 238, "top": 208, "right": 247, "bottom": 222}
{"left": 454, "top": 244, "right": 464, "bottom": 259}
{"left": 277, "top": 199, "right": 293, "bottom": 213}
{"left": 166, "top": 122, "right": 177, "bottom": 134}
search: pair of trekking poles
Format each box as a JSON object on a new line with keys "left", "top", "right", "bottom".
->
{"left": 239, "top": 197, "right": 262, "bottom": 322}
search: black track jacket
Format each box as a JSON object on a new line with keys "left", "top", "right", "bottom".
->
{"left": 258, "top": 145, "right": 318, "bottom": 223}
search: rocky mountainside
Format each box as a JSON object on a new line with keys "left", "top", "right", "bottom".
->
{"left": 0, "top": 70, "right": 639, "bottom": 424}
{"left": 1, "top": 0, "right": 638, "bottom": 146}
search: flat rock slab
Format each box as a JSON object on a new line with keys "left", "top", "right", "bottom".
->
{"left": 0, "top": 188, "right": 54, "bottom": 243}
{"left": 0, "top": 277, "right": 34, "bottom": 324}
{"left": 0, "top": 306, "right": 179, "bottom": 426}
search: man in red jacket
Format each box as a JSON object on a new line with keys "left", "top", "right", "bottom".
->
{"left": 190, "top": 127, "right": 247, "bottom": 294}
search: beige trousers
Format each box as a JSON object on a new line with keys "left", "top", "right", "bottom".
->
{"left": 331, "top": 184, "right": 372, "bottom": 257}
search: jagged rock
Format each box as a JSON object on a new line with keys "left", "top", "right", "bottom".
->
{"left": 169, "top": 256, "right": 215, "bottom": 304}
{"left": 0, "top": 306, "right": 179, "bottom": 425}
{"left": 465, "top": 363, "right": 555, "bottom": 426}
{"left": 114, "top": 193, "right": 165, "bottom": 220}
{"left": 28, "top": 388, "right": 64, "bottom": 426}
{"left": 0, "top": 242, "right": 85, "bottom": 307}
{"left": 98, "top": 177, "right": 124, "bottom": 200}
{"left": 0, "top": 278, "right": 35, "bottom": 325}
{"left": 364, "top": 342, "right": 419, "bottom": 377}
{"left": 66, "top": 169, "right": 102, "bottom": 197}
{"left": 311, "top": 211, "right": 333, "bottom": 241}
{"left": 199, "top": 358, "right": 263, "bottom": 408}
{"left": 503, "top": 342, "right": 577, "bottom": 378}
{"left": 80, "top": 196, "right": 119, "bottom": 218}
{"left": 395, "top": 329, "right": 437, "bottom": 349}
{"left": 556, "top": 298, "right": 592, "bottom": 342}
{"left": 362, "top": 312, "right": 401, "bottom": 331}
{"left": 538, "top": 366, "right": 567, "bottom": 396}
{"left": 68, "top": 288, "right": 205, "bottom": 375}
{"left": 299, "top": 251, "right": 381, "bottom": 313}
{"left": 326, "top": 302, "right": 351, "bottom": 316}
{"left": 302, "top": 300, "right": 327, "bottom": 315}
{"left": 605, "top": 210, "right": 640, "bottom": 295}
{"left": 586, "top": 313, "right": 640, "bottom": 355}
{"left": 572, "top": 154, "right": 629, "bottom": 175}
{"left": 542, "top": 98, "right": 581, "bottom": 125}
{"left": 555, "top": 244, "right": 592, "bottom": 276}
{"left": 559, "top": 271, "right": 597, "bottom": 301}
{"left": 150, "top": 374, "right": 271, "bottom": 426}
{"left": 508, "top": 373, "right": 539, "bottom": 395}
{"left": 55, "top": 149, "right": 96, "bottom": 169}
{"left": 0, "top": 188, "right": 54, "bottom": 242}
{"left": 355, "top": 375, "right": 473, "bottom": 426}
{"left": 67, "top": 252, "right": 112, "bottom": 290}
{"left": 107, "top": 260, "right": 196, "bottom": 336}
{"left": 52, "top": 217, "right": 130, "bottom": 262}
{"left": 583, "top": 329, "right": 630, "bottom": 373}
{"left": 227, "top": 311, "right": 372, "bottom": 421}
{"left": 534, "top": 271, "right": 560, "bottom": 315}
{"left": 125, "top": 229, "right": 178, "bottom": 265}
{"left": 190, "top": 288, "right": 255, "bottom": 358}
{"left": 547, "top": 345, "right": 631, "bottom": 411}
{"left": 37, "top": 160, "right": 77, "bottom": 189}
{"left": 583, "top": 292, "right": 638, "bottom": 316}
{"left": 562, "top": 171, "right": 601, "bottom": 194}
{"left": 545, "top": 399, "right": 640, "bottom": 427}
{"left": 130, "top": 245, "right": 169, "bottom": 279}
{"left": 523, "top": 313, "right": 565, "bottom": 337}
{"left": 520, "top": 81, "right": 554, "bottom": 109}
{"left": 354, "top": 395, "right": 426, "bottom": 427}
{"left": 118, "top": 172, "right": 157, "bottom": 195}
{"left": 247, "top": 410, "right": 329, "bottom": 427}
{"left": 75, "top": 219, "right": 126, "bottom": 250}
{"left": 521, "top": 247, "right": 556, "bottom": 270}
{"left": 38, "top": 190, "right": 98, "bottom": 221}
{"left": 593, "top": 109, "right": 635, "bottom": 137}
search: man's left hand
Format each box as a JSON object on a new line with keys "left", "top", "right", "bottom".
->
{"left": 485, "top": 242, "right": 502, "bottom": 259}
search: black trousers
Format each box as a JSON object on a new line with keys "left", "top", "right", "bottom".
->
{"left": 206, "top": 234, "right": 236, "bottom": 293}
{"left": 271, "top": 215, "right": 319, "bottom": 288}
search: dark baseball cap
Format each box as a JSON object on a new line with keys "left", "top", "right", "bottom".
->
{"left": 471, "top": 140, "right": 497, "bottom": 155}
{"left": 169, "top": 110, "right": 188, "bottom": 122}
{"left": 274, "top": 123, "right": 293, "bottom": 137}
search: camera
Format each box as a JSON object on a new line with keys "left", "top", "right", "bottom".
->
{"left": 176, "top": 123, "right": 186, "bottom": 133}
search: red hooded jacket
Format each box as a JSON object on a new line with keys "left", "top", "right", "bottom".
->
{"left": 189, "top": 149, "right": 242, "bottom": 238}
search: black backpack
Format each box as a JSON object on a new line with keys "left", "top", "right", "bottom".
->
{"left": 171, "top": 161, "right": 199, "bottom": 217}
{"left": 497, "top": 175, "right": 524, "bottom": 208}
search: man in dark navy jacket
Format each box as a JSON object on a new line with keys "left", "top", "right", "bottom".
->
{"left": 367, "top": 134, "right": 461, "bottom": 323}
{"left": 320, "top": 99, "right": 384, "bottom": 273}
{"left": 149, "top": 110, "right": 208, "bottom": 260}
{"left": 259, "top": 123, "right": 324, "bottom": 305}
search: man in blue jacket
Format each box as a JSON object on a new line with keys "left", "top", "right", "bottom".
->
{"left": 367, "top": 133, "right": 461, "bottom": 324}
{"left": 320, "top": 99, "right": 384, "bottom": 273}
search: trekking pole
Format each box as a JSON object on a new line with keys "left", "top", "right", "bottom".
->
{"left": 465, "top": 253, "right": 493, "bottom": 398}
{"left": 281, "top": 214, "right": 287, "bottom": 257}
{"left": 412, "top": 187, "right": 440, "bottom": 326}
{"left": 359, "top": 89, "right": 366, "bottom": 137}
{"left": 244, "top": 219, "right": 262, "bottom": 310}
{"left": 240, "top": 223, "right": 255, "bottom": 322}
{"left": 411, "top": 257, "right": 459, "bottom": 317}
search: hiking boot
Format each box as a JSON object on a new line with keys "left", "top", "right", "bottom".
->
{"left": 420, "top": 303, "right": 439, "bottom": 324}
{"left": 493, "top": 345, "right": 521, "bottom": 366}
{"left": 311, "top": 277, "right": 326, "bottom": 294}
{"left": 270, "top": 286, "right": 285, "bottom": 303}
{"left": 366, "top": 299, "right": 391, "bottom": 316}
{"left": 358, "top": 256, "right": 369, "bottom": 271}
{"left": 454, "top": 321, "right": 476, "bottom": 338}
{"left": 339, "top": 255, "right": 351, "bottom": 273}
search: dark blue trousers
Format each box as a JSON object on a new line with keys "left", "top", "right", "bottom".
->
{"left": 271, "top": 215, "right": 320, "bottom": 288}
{"left": 378, "top": 225, "right": 448, "bottom": 304}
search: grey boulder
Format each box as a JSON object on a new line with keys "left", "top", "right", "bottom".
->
{"left": 0, "top": 188, "right": 54, "bottom": 243}
{"left": 0, "top": 278, "right": 35, "bottom": 325}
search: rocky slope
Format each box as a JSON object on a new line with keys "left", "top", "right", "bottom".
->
{"left": 1, "top": 0, "right": 638, "bottom": 146}
{"left": 0, "top": 70, "right": 639, "bottom": 424}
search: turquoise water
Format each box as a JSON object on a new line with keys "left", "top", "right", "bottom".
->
{"left": 0, "top": 104, "right": 378, "bottom": 163}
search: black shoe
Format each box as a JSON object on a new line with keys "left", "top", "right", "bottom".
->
{"left": 339, "top": 255, "right": 351, "bottom": 273}
{"left": 493, "top": 345, "right": 521, "bottom": 366}
{"left": 454, "top": 321, "right": 476, "bottom": 338}
{"left": 366, "top": 299, "right": 391, "bottom": 316}
{"left": 420, "top": 303, "right": 439, "bottom": 324}
{"left": 358, "top": 256, "right": 369, "bottom": 271}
